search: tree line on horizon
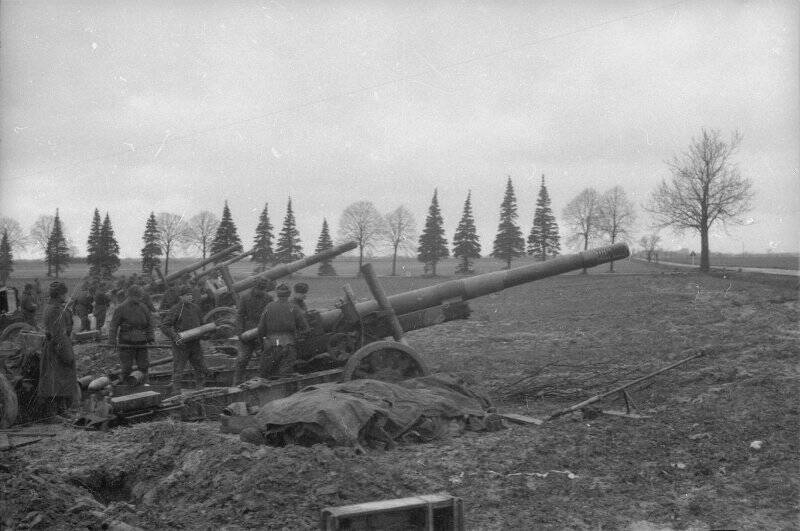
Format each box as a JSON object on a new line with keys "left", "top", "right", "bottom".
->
{"left": 0, "top": 128, "right": 755, "bottom": 283}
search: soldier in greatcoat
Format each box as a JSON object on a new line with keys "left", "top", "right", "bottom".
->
{"left": 37, "top": 281, "right": 78, "bottom": 414}
{"left": 291, "top": 282, "right": 309, "bottom": 312}
{"left": 93, "top": 286, "right": 111, "bottom": 331}
{"left": 233, "top": 278, "right": 275, "bottom": 384}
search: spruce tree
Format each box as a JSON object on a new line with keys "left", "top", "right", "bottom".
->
{"left": 417, "top": 189, "right": 448, "bottom": 276}
{"left": 252, "top": 203, "right": 275, "bottom": 267}
{"left": 100, "top": 212, "right": 120, "bottom": 278}
{"left": 210, "top": 200, "right": 242, "bottom": 255}
{"left": 275, "top": 198, "right": 303, "bottom": 263}
{"left": 141, "top": 212, "right": 162, "bottom": 276}
{"left": 452, "top": 191, "right": 481, "bottom": 274}
{"left": 0, "top": 230, "right": 12, "bottom": 286}
{"left": 86, "top": 208, "right": 103, "bottom": 277}
{"left": 527, "top": 174, "right": 561, "bottom": 260}
{"left": 315, "top": 218, "right": 336, "bottom": 276}
{"left": 45, "top": 209, "right": 70, "bottom": 279}
{"left": 491, "top": 177, "right": 525, "bottom": 269}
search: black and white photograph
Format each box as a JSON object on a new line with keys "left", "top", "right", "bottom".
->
{"left": 0, "top": 1, "right": 798, "bottom": 529}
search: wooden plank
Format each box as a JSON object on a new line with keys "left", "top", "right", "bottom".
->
{"left": 500, "top": 413, "right": 544, "bottom": 426}
{"left": 601, "top": 410, "right": 651, "bottom": 419}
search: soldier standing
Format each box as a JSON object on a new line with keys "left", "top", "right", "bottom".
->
{"left": 38, "top": 281, "right": 78, "bottom": 414}
{"left": 160, "top": 287, "right": 208, "bottom": 393}
{"left": 73, "top": 288, "right": 94, "bottom": 332}
{"left": 291, "top": 282, "right": 309, "bottom": 312}
{"left": 233, "top": 278, "right": 275, "bottom": 384}
{"left": 93, "top": 286, "right": 111, "bottom": 332}
{"left": 20, "top": 283, "right": 39, "bottom": 327}
{"left": 109, "top": 285, "right": 154, "bottom": 384}
{"left": 257, "top": 283, "right": 310, "bottom": 377}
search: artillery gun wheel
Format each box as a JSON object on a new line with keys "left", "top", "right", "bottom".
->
{"left": 342, "top": 341, "right": 429, "bottom": 383}
{"left": 0, "top": 322, "right": 36, "bottom": 347}
{"left": 0, "top": 372, "right": 18, "bottom": 428}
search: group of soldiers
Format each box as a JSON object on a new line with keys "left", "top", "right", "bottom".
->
{"left": 30, "top": 273, "right": 313, "bottom": 415}
{"left": 107, "top": 277, "right": 312, "bottom": 393}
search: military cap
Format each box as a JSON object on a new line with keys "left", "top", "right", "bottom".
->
{"left": 127, "top": 285, "right": 143, "bottom": 299}
{"left": 275, "top": 283, "right": 291, "bottom": 298}
{"left": 49, "top": 281, "right": 68, "bottom": 297}
{"left": 293, "top": 282, "right": 309, "bottom": 294}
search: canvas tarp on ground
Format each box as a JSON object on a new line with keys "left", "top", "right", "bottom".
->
{"left": 229, "top": 374, "right": 498, "bottom": 448}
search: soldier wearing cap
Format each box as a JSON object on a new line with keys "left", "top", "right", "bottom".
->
{"left": 73, "top": 287, "right": 94, "bottom": 332}
{"left": 109, "top": 285, "right": 154, "bottom": 384}
{"left": 257, "top": 283, "right": 310, "bottom": 377}
{"left": 160, "top": 286, "right": 208, "bottom": 393}
{"left": 93, "top": 285, "right": 111, "bottom": 332}
{"left": 233, "top": 278, "right": 275, "bottom": 384}
{"left": 291, "top": 282, "right": 309, "bottom": 312}
{"left": 20, "top": 283, "right": 39, "bottom": 327}
{"left": 37, "top": 281, "right": 78, "bottom": 414}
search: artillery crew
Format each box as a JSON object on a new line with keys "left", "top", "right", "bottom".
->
{"left": 160, "top": 286, "right": 209, "bottom": 393}
{"left": 38, "top": 281, "right": 78, "bottom": 414}
{"left": 233, "top": 278, "right": 275, "bottom": 384}
{"left": 257, "top": 283, "right": 310, "bottom": 378}
{"left": 20, "top": 283, "right": 39, "bottom": 327}
{"left": 109, "top": 285, "right": 154, "bottom": 384}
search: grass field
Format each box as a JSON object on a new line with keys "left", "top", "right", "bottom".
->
{"left": 4, "top": 258, "right": 798, "bottom": 529}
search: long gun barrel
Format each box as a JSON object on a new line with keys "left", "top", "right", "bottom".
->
{"left": 240, "top": 242, "right": 630, "bottom": 342}
{"left": 156, "top": 244, "right": 242, "bottom": 286}
{"left": 202, "top": 241, "right": 358, "bottom": 302}
{"left": 175, "top": 241, "right": 359, "bottom": 343}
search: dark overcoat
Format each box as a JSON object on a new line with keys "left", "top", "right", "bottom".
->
{"left": 37, "top": 298, "right": 78, "bottom": 399}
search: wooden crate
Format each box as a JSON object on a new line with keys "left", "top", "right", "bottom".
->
{"left": 320, "top": 494, "right": 464, "bottom": 531}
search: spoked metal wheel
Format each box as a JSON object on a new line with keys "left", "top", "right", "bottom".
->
{"left": 342, "top": 341, "right": 429, "bottom": 383}
{"left": 0, "top": 322, "right": 36, "bottom": 348}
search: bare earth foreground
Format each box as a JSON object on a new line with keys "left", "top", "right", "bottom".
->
{"left": 2, "top": 260, "right": 798, "bottom": 530}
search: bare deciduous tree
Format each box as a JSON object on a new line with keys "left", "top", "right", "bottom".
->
{"left": 155, "top": 212, "right": 190, "bottom": 275}
{"left": 647, "top": 128, "right": 754, "bottom": 271}
{"left": 0, "top": 216, "right": 28, "bottom": 252}
{"left": 563, "top": 188, "right": 602, "bottom": 273}
{"left": 30, "top": 214, "right": 55, "bottom": 263}
{"left": 639, "top": 233, "right": 661, "bottom": 262}
{"left": 598, "top": 186, "right": 636, "bottom": 272}
{"left": 187, "top": 210, "right": 220, "bottom": 262}
{"left": 384, "top": 206, "right": 416, "bottom": 276}
{"left": 338, "top": 201, "right": 385, "bottom": 273}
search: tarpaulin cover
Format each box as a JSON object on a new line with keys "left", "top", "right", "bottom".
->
{"left": 241, "top": 374, "right": 495, "bottom": 448}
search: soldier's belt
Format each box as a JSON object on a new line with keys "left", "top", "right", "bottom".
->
{"left": 264, "top": 333, "right": 295, "bottom": 347}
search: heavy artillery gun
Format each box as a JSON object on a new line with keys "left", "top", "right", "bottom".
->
{"left": 216, "top": 243, "right": 631, "bottom": 382}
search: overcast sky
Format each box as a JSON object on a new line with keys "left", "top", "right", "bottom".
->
{"left": 1, "top": 0, "right": 798, "bottom": 259}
